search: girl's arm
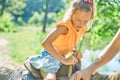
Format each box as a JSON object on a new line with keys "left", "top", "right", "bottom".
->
{"left": 42, "top": 26, "right": 77, "bottom": 65}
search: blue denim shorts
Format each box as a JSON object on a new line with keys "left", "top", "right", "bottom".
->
{"left": 29, "top": 49, "right": 62, "bottom": 73}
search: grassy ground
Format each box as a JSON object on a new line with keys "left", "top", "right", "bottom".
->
{"left": 0, "top": 27, "right": 47, "bottom": 64}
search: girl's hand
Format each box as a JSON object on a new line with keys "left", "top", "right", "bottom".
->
{"left": 76, "top": 51, "right": 82, "bottom": 59}
{"left": 73, "top": 49, "right": 82, "bottom": 59}
{"left": 63, "top": 56, "right": 78, "bottom": 65}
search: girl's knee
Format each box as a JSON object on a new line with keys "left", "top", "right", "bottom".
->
{"left": 44, "top": 78, "right": 56, "bottom": 80}
{"left": 44, "top": 77, "right": 56, "bottom": 80}
{"left": 44, "top": 72, "right": 56, "bottom": 80}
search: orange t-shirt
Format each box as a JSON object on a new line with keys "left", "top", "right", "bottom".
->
{"left": 52, "top": 19, "right": 86, "bottom": 55}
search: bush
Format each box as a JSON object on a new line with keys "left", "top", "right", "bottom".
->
{"left": 0, "top": 13, "right": 15, "bottom": 32}
{"left": 28, "top": 12, "right": 43, "bottom": 26}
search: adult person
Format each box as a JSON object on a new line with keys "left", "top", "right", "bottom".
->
{"left": 70, "top": 28, "right": 120, "bottom": 80}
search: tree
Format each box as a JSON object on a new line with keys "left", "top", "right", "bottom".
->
{"left": 0, "top": 0, "right": 6, "bottom": 16}
{"left": 42, "top": 0, "right": 65, "bottom": 32}
{"left": 42, "top": 0, "right": 49, "bottom": 32}
{"left": 81, "top": 0, "right": 120, "bottom": 50}
{"left": 0, "top": 0, "right": 25, "bottom": 23}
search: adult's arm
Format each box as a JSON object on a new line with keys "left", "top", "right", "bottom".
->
{"left": 70, "top": 29, "right": 120, "bottom": 80}
{"left": 87, "top": 28, "right": 120, "bottom": 74}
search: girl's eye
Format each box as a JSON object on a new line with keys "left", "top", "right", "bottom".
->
{"left": 77, "top": 20, "right": 81, "bottom": 22}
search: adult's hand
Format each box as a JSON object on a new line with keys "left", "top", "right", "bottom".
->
{"left": 70, "top": 69, "right": 92, "bottom": 80}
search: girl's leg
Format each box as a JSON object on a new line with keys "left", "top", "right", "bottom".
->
{"left": 17, "top": 77, "right": 22, "bottom": 80}
{"left": 44, "top": 72, "right": 56, "bottom": 80}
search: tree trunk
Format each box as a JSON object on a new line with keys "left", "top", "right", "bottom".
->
{"left": 0, "top": 0, "right": 6, "bottom": 16}
{"left": 42, "top": 0, "right": 49, "bottom": 32}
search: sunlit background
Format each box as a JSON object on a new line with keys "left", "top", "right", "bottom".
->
{"left": 0, "top": 0, "right": 120, "bottom": 74}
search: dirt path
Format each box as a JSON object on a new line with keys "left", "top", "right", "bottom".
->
{"left": 0, "top": 38, "right": 9, "bottom": 53}
{"left": 0, "top": 38, "right": 23, "bottom": 80}
{"left": 0, "top": 38, "right": 21, "bottom": 69}
{"left": 0, "top": 38, "right": 11, "bottom": 66}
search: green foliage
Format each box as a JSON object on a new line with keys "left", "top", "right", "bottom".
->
{"left": 0, "top": 27, "right": 47, "bottom": 64}
{"left": 0, "top": 0, "right": 120, "bottom": 62}
{"left": 48, "top": 0, "right": 64, "bottom": 13}
{"left": 56, "top": 10, "right": 65, "bottom": 20}
{"left": 28, "top": 12, "right": 43, "bottom": 26}
{"left": 17, "top": 17, "right": 26, "bottom": 26}
{"left": 90, "top": 1, "right": 119, "bottom": 49}
{"left": 6, "top": 0, "right": 26, "bottom": 15}
{"left": 0, "top": 0, "right": 66, "bottom": 29}
{"left": 47, "top": 13, "right": 59, "bottom": 24}
{"left": 36, "top": 32, "right": 47, "bottom": 53}
{"left": 79, "top": 0, "right": 120, "bottom": 50}
{"left": 0, "top": 13, "right": 15, "bottom": 32}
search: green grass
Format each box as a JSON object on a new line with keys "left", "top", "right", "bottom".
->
{"left": 0, "top": 27, "right": 47, "bottom": 64}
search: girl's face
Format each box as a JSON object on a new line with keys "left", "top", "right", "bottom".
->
{"left": 71, "top": 9, "right": 91, "bottom": 31}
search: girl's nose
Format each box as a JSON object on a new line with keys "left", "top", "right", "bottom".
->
{"left": 79, "top": 22, "right": 84, "bottom": 27}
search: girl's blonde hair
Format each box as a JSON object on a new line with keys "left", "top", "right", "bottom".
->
{"left": 64, "top": 0, "right": 96, "bottom": 24}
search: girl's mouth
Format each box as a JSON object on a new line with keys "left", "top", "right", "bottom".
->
{"left": 77, "top": 26, "right": 82, "bottom": 29}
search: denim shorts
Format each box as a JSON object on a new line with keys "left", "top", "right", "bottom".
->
{"left": 29, "top": 49, "right": 62, "bottom": 73}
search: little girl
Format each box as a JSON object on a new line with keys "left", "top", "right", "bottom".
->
{"left": 25, "top": 0, "right": 96, "bottom": 80}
